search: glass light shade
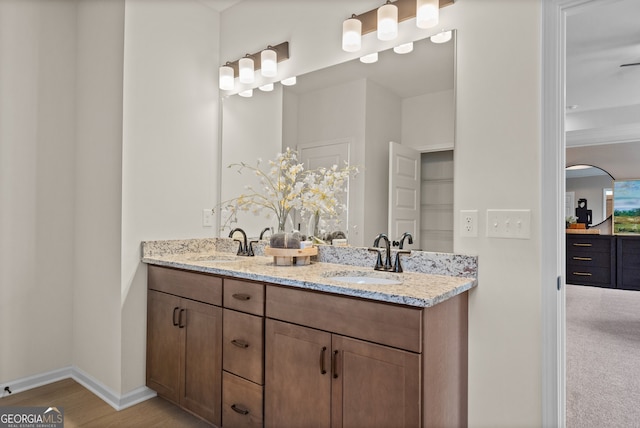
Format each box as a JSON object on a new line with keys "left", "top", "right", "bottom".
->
{"left": 259, "top": 83, "right": 274, "bottom": 92}
{"left": 239, "top": 57, "right": 255, "bottom": 84}
{"left": 219, "top": 65, "right": 234, "bottom": 90}
{"left": 261, "top": 49, "right": 277, "bottom": 77}
{"left": 430, "top": 30, "right": 452, "bottom": 44}
{"left": 342, "top": 17, "right": 362, "bottom": 52}
{"left": 377, "top": 3, "right": 398, "bottom": 41}
{"left": 238, "top": 89, "right": 253, "bottom": 98}
{"left": 393, "top": 42, "right": 413, "bottom": 54}
{"left": 416, "top": 0, "right": 439, "bottom": 29}
{"left": 281, "top": 76, "right": 296, "bottom": 86}
{"left": 359, "top": 52, "right": 378, "bottom": 64}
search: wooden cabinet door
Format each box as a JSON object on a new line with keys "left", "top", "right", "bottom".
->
{"left": 331, "top": 335, "right": 421, "bottom": 428}
{"left": 265, "top": 319, "right": 332, "bottom": 428}
{"left": 180, "top": 298, "right": 223, "bottom": 426}
{"left": 146, "top": 290, "right": 182, "bottom": 403}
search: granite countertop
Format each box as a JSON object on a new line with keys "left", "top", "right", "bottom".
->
{"left": 141, "top": 238, "right": 477, "bottom": 308}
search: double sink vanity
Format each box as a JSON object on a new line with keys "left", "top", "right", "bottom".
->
{"left": 142, "top": 237, "right": 477, "bottom": 427}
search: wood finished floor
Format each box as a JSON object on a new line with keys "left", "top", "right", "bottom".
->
{"left": 0, "top": 378, "right": 211, "bottom": 427}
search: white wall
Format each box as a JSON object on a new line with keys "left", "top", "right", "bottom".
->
{"left": 73, "top": 0, "right": 125, "bottom": 393}
{"left": 0, "top": 0, "right": 76, "bottom": 384}
{"left": 221, "top": 0, "right": 543, "bottom": 426}
{"left": 121, "top": 0, "right": 220, "bottom": 393}
{"left": 402, "top": 89, "right": 455, "bottom": 151}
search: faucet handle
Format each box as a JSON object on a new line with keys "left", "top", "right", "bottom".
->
{"left": 367, "top": 247, "right": 385, "bottom": 271}
{"left": 393, "top": 250, "right": 411, "bottom": 273}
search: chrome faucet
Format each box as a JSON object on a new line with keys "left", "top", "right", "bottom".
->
{"left": 229, "top": 228, "right": 251, "bottom": 256}
{"left": 368, "top": 233, "right": 393, "bottom": 271}
{"left": 393, "top": 232, "right": 414, "bottom": 249}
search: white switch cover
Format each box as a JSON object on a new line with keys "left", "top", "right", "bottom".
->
{"left": 486, "top": 209, "right": 531, "bottom": 239}
{"left": 460, "top": 210, "right": 478, "bottom": 238}
{"left": 202, "top": 209, "right": 214, "bottom": 227}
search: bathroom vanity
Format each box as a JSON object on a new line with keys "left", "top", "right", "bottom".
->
{"left": 142, "top": 239, "right": 477, "bottom": 427}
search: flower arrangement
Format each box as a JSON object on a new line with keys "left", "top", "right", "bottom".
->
{"left": 218, "top": 148, "right": 358, "bottom": 234}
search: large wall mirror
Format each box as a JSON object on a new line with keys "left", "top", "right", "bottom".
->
{"left": 565, "top": 165, "right": 614, "bottom": 228}
{"left": 219, "top": 31, "right": 456, "bottom": 249}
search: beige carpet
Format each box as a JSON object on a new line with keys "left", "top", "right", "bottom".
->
{"left": 566, "top": 284, "right": 640, "bottom": 428}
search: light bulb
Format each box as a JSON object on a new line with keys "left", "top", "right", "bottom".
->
{"left": 393, "top": 42, "right": 413, "bottom": 54}
{"left": 281, "top": 76, "right": 296, "bottom": 86}
{"left": 342, "top": 16, "right": 362, "bottom": 52}
{"left": 360, "top": 52, "right": 378, "bottom": 64}
{"left": 430, "top": 30, "right": 452, "bottom": 44}
{"left": 416, "top": 0, "right": 439, "bottom": 29}
{"left": 377, "top": 2, "right": 398, "bottom": 41}
{"left": 219, "top": 65, "right": 234, "bottom": 90}
{"left": 259, "top": 83, "right": 274, "bottom": 92}
{"left": 261, "top": 48, "right": 277, "bottom": 77}
{"left": 239, "top": 88, "right": 253, "bottom": 97}
{"left": 239, "top": 56, "right": 254, "bottom": 84}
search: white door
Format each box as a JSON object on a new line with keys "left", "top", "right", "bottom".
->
{"left": 388, "top": 142, "right": 421, "bottom": 249}
{"left": 298, "top": 140, "right": 351, "bottom": 237}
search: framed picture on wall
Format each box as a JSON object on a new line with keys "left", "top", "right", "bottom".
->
{"left": 613, "top": 179, "right": 640, "bottom": 235}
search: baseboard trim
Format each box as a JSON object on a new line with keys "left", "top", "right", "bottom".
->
{"left": 0, "top": 367, "right": 156, "bottom": 411}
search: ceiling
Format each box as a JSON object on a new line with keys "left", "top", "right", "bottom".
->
{"left": 566, "top": 0, "right": 640, "bottom": 113}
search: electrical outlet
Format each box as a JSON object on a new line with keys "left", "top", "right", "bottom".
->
{"left": 202, "top": 209, "right": 214, "bottom": 227}
{"left": 486, "top": 209, "right": 531, "bottom": 239}
{"left": 460, "top": 210, "right": 478, "bottom": 237}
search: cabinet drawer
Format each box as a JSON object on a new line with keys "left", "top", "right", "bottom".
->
{"left": 266, "top": 285, "right": 422, "bottom": 353}
{"left": 224, "top": 278, "right": 265, "bottom": 316}
{"left": 148, "top": 265, "right": 222, "bottom": 306}
{"left": 566, "top": 237, "right": 612, "bottom": 253}
{"left": 566, "top": 265, "right": 612, "bottom": 286}
{"left": 222, "top": 372, "right": 263, "bottom": 428}
{"left": 567, "top": 251, "right": 611, "bottom": 268}
{"left": 223, "top": 309, "right": 264, "bottom": 384}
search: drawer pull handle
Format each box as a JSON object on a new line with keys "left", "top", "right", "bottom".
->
{"left": 572, "top": 272, "right": 593, "bottom": 276}
{"left": 332, "top": 350, "right": 339, "bottom": 379}
{"left": 572, "top": 256, "right": 592, "bottom": 261}
{"left": 178, "top": 308, "right": 186, "bottom": 328}
{"left": 172, "top": 307, "right": 180, "bottom": 326}
{"left": 320, "top": 346, "right": 327, "bottom": 375}
{"left": 231, "top": 339, "right": 249, "bottom": 349}
{"left": 572, "top": 243, "right": 593, "bottom": 247}
{"left": 231, "top": 404, "right": 250, "bottom": 415}
{"left": 232, "top": 293, "right": 251, "bottom": 301}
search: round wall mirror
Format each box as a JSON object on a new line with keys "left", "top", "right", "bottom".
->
{"left": 566, "top": 164, "right": 614, "bottom": 227}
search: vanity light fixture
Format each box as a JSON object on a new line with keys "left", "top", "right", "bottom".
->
{"left": 239, "top": 55, "right": 255, "bottom": 84}
{"left": 239, "top": 88, "right": 253, "bottom": 98}
{"left": 281, "top": 76, "right": 297, "bottom": 86}
{"left": 218, "top": 41, "right": 290, "bottom": 91}
{"left": 377, "top": 1, "right": 398, "bottom": 41}
{"left": 341, "top": 0, "right": 454, "bottom": 52}
{"left": 360, "top": 52, "right": 379, "bottom": 64}
{"left": 430, "top": 29, "right": 452, "bottom": 43}
{"left": 393, "top": 42, "right": 413, "bottom": 54}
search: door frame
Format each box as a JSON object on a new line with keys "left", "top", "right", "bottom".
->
{"left": 542, "top": 1, "right": 604, "bottom": 426}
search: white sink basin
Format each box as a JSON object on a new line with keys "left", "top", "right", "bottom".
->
{"left": 330, "top": 276, "right": 401, "bottom": 285}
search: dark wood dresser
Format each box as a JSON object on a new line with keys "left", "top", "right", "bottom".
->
{"left": 566, "top": 234, "right": 616, "bottom": 288}
{"left": 616, "top": 236, "right": 640, "bottom": 291}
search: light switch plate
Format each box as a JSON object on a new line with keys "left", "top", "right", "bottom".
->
{"left": 486, "top": 209, "right": 531, "bottom": 239}
{"left": 203, "top": 209, "right": 214, "bottom": 227}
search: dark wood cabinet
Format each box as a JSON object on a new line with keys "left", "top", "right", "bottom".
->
{"left": 617, "top": 236, "right": 640, "bottom": 291}
{"left": 566, "top": 234, "right": 616, "bottom": 288}
{"left": 146, "top": 266, "right": 223, "bottom": 426}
